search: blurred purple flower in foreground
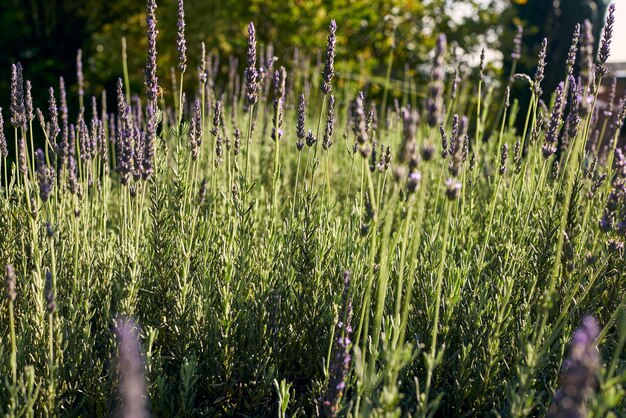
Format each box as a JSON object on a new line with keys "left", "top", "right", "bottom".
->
{"left": 548, "top": 315, "right": 600, "bottom": 418}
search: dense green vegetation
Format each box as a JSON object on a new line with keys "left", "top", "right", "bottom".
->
{"left": 1, "top": 1, "right": 625, "bottom": 417}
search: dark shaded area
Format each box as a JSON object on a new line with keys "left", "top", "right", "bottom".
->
{"left": 504, "top": 0, "right": 610, "bottom": 133}
{"left": 0, "top": 0, "right": 142, "bottom": 110}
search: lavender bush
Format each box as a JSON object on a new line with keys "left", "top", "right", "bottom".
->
{"left": 1, "top": 1, "right": 626, "bottom": 416}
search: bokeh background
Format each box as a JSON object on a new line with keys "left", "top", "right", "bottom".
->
{"left": 0, "top": 0, "right": 618, "bottom": 118}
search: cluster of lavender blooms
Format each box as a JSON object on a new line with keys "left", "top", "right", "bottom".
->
{"left": 322, "top": 271, "right": 353, "bottom": 417}
{"left": 115, "top": 78, "right": 156, "bottom": 186}
{"left": 548, "top": 316, "right": 600, "bottom": 418}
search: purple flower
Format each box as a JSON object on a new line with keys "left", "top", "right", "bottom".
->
{"left": 533, "top": 38, "right": 548, "bottom": 97}
{"left": 76, "top": 49, "right": 84, "bottom": 100}
{"left": 353, "top": 92, "right": 369, "bottom": 151}
{"left": 321, "top": 20, "right": 337, "bottom": 94}
{"left": 580, "top": 20, "right": 594, "bottom": 89}
{"left": 426, "top": 34, "right": 447, "bottom": 127}
{"left": 114, "top": 318, "right": 150, "bottom": 418}
{"left": 399, "top": 106, "right": 418, "bottom": 163}
{"left": 145, "top": 0, "right": 159, "bottom": 109}
{"left": 25, "top": 80, "right": 33, "bottom": 124}
{"left": 10, "top": 63, "right": 25, "bottom": 129}
{"left": 189, "top": 99, "right": 202, "bottom": 160}
{"left": 548, "top": 316, "right": 600, "bottom": 418}
{"left": 445, "top": 178, "right": 462, "bottom": 200}
{"left": 322, "top": 94, "right": 336, "bottom": 150}
{"left": 44, "top": 270, "right": 56, "bottom": 313}
{"left": 116, "top": 80, "right": 134, "bottom": 186}
{"left": 210, "top": 101, "right": 222, "bottom": 136}
{"left": 244, "top": 22, "right": 259, "bottom": 106}
{"left": 596, "top": 3, "right": 615, "bottom": 78}
{"left": 543, "top": 82, "right": 565, "bottom": 158}
{"left": 566, "top": 24, "right": 581, "bottom": 76}
{"left": 407, "top": 171, "right": 422, "bottom": 193}
{"left": 499, "top": 143, "right": 508, "bottom": 175}
{"left": 176, "top": 0, "right": 187, "bottom": 72}
{"left": 296, "top": 93, "right": 306, "bottom": 142}
{"left": 511, "top": 25, "right": 523, "bottom": 61}
{"left": 0, "top": 107, "right": 7, "bottom": 158}
{"left": 322, "top": 271, "right": 353, "bottom": 417}
{"left": 35, "top": 149, "right": 52, "bottom": 202}
{"left": 271, "top": 67, "right": 286, "bottom": 142}
{"left": 48, "top": 88, "right": 60, "bottom": 151}
{"left": 18, "top": 136, "right": 28, "bottom": 180}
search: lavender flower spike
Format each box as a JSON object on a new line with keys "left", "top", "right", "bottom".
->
{"left": 566, "top": 24, "right": 581, "bottom": 76}
{"left": 145, "top": 0, "right": 159, "bottom": 109}
{"left": 596, "top": 3, "right": 616, "bottom": 79}
{"left": 322, "top": 94, "right": 336, "bottom": 150}
{"left": 10, "top": 63, "right": 25, "bottom": 129}
{"left": 114, "top": 318, "right": 150, "bottom": 418}
{"left": 427, "top": 35, "right": 447, "bottom": 128}
{"left": 321, "top": 20, "right": 337, "bottom": 94}
{"left": 35, "top": 149, "right": 52, "bottom": 202}
{"left": 245, "top": 22, "right": 259, "bottom": 106}
{"left": 548, "top": 316, "right": 600, "bottom": 418}
{"left": 0, "top": 108, "right": 7, "bottom": 158}
{"left": 176, "top": 0, "right": 187, "bottom": 73}
{"left": 296, "top": 93, "right": 306, "bottom": 142}
{"left": 511, "top": 25, "right": 523, "bottom": 61}
{"left": 77, "top": 49, "right": 84, "bottom": 101}
{"left": 533, "top": 38, "right": 548, "bottom": 97}
{"left": 542, "top": 82, "right": 565, "bottom": 158}
{"left": 322, "top": 271, "right": 353, "bottom": 417}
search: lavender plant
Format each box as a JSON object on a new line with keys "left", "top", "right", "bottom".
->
{"left": 0, "top": 2, "right": 625, "bottom": 417}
